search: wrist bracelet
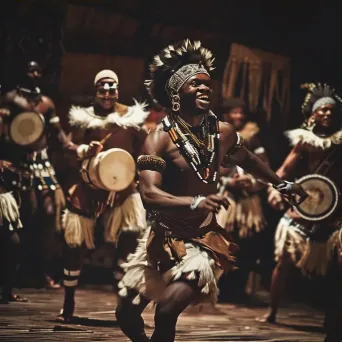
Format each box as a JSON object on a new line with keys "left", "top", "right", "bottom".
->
{"left": 190, "top": 195, "right": 206, "bottom": 211}
{"left": 273, "top": 181, "right": 293, "bottom": 193}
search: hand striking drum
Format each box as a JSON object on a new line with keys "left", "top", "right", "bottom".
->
{"left": 57, "top": 69, "right": 150, "bottom": 322}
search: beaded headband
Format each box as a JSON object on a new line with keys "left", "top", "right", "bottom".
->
{"left": 146, "top": 39, "right": 215, "bottom": 109}
{"left": 312, "top": 97, "right": 336, "bottom": 112}
{"left": 165, "top": 64, "right": 209, "bottom": 97}
{"left": 301, "top": 82, "right": 342, "bottom": 118}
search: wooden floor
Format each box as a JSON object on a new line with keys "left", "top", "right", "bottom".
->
{"left": 0, "top": 286, "right": 325, "bottom": 341}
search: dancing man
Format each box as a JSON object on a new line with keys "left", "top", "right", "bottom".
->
{"left": 260, "top": 83, "right": 342, "bottom": 331}
{"left": 115, "top": 39, "right": 306, "bottom": 342}
{"left": 0, "top": 61, "right": 68, "bottom": 303}
{"left": 217, "top": 98, "right": 269, "bottom": 301}
{"left": 57, "top": 69, "right": 149, "bottom": 322}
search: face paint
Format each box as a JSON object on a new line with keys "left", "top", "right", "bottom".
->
{"left": 94, "top": 80, "right": 118, "bottom": 110}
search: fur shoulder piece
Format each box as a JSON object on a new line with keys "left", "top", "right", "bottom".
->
{"left": 284, "top": 128, "right": 342, "bottom": 150}
{"left": 68, "top": 99, "right": 149, "bottom": 130}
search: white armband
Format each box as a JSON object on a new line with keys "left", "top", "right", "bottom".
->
{"left": 49, "top": 116, "right": 60, "bottom": 124}
{"left": 190, "top": 195, "right": 206, "bottom": 211}
{"left": 253, "top": 147, "right": 265, "bottom": 155}
{"left": 76, "top": 144, "right": 89, "bottom": 158}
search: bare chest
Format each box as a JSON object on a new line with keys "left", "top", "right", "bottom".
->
{"left": 302, "top": 146, "right": 342, "bottom": 188}
{"left": 161, "top": 138, "right": 226, "bottom": 196}
{"left": 84, "top": 127, "right": 136, "bottom": 154}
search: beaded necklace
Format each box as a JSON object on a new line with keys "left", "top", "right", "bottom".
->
{"left": 162, "top": 111, "right": 220, "bottom": 184}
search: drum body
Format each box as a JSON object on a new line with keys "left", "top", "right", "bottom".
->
{"left": 9, "top": 111, "right": 45, "bottom": 147}
{"left": 81, "top": 148, "right": 136, "bottom": 192}
{"left": 294, "top": 174, "right": 340, "bottom": 221}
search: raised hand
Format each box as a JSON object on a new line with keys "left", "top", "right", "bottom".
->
{"left": 86, "top": 141, "right": 103, "bottom": 157}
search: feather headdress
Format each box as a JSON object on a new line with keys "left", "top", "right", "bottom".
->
{"left": 300, "top": 82, "right": 342, "bottom": 118}
{"left": 145, "top": 39, "right": 215, "bottom": 109}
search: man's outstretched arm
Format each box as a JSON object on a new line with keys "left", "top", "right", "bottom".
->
{"left": 220, "top": 122, "right": 307, "bottom": 203}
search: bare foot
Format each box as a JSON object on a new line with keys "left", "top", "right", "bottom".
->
{"left": 256, "top": 312, "right": 276, "bottom": 324}
{"left": 9, "top": 293, "right": 28, "bottom": 302}
{"left": 56, "top": 299, "right": 75, "bottom": 323}
{"left": 56, "top": 309, "right": 75, "bottom": 323}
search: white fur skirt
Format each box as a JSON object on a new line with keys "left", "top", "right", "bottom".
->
{"left": 0, "top": 192, "right": 23, "bottom": 231}
{"left": 274, "top": 215, "right": 340, "bottom": 276}
{"left": 62, "top": 192, "right": 147, "bottom": 249}
{"left": 117, "top": 227, "right": 223, "bottom": 305}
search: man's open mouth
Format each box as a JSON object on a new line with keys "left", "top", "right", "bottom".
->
{"left": 197, "top": 94, "right": 210, "bottom": 104}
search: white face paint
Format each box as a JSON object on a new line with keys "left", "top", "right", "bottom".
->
{"left": 94, "top": 78, "right": 119, "bottom": 110}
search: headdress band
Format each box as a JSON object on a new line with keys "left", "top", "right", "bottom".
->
{"left": 166, "top": 64, "right": 209, "bottom": 97}
{"left": 312, "top": 97, "right": 336, "bottom": 112}
{"left": 94, "top": 69, "right": 119, "bottom": 85}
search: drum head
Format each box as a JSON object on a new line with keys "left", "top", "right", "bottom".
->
{"left": 98, "top": 148, "right": 136, "bottom": 191}
{"left": 10, "top": 112, "right": 45, "bottom": 146}
{"left": 294, "top": 174, "right": 339, "bottom": 221}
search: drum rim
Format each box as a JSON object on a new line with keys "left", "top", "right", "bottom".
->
{"left": 294, "top": 173, "right": 339, "bottom": 221}
{"left": 81, "top": 148, "right": 136, "bottom": 192}
{"left": 9, "top": 111, "right": 45, "bottom": 146}
{"left": 98, "top": 148, "right": 136, "bottom": 191}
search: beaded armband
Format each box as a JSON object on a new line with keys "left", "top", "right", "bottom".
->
{"left": 221, "top": 133, "right": 244, "bottom": 167}
{"left": 231, "top": 133, "right": 244, "bottom": 153}
{"left": 137, "top": 155, "right": 166, "bottom": 174}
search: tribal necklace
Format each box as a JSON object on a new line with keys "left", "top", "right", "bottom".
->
{"left": 162, "top": 112, "right": 220, "bottom": 183}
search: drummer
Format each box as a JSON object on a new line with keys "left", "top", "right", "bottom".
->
{"left": 0, "top": 61, "right": 70, "bottom": 303}
{"left": 57, "top": 69, "right": 149, "bottom": 322}
{"left": 259, "top": 83, "right": 342, "bottom": 336}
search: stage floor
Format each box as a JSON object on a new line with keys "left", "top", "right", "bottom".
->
{"left": 0, "top": 287, "right": 325, "bottom": 341}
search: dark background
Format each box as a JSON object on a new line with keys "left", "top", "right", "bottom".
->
{"left": 1, "top": 0, "right": 341, "bottom": 308}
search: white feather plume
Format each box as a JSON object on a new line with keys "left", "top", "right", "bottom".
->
{"left": 150, "top": 38, "right": 215, "bottom": 72}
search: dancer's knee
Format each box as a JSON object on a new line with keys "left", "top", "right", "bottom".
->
{"left": 154, "top": 303, "right": 178, "bottom": 326}
{"left": 116, "top": 297, "right": 140, "bottom": 322}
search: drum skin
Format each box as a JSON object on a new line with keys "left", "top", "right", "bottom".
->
{"left": 9, "top": 111, "right": 45, "bottom": 147}
{"left": 81, "top": 148, "right": 136, "bottom": 192}
{"left": 294, "top": 174, "right": 340, "bottom": 221}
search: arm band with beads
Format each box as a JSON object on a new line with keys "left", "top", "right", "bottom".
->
{"left": 137, "top": 155, "right": 166, "bottom": 174}
{"left": 221, "top": 133, "right": 244, "bottom": 167}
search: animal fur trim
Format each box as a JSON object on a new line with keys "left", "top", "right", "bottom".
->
{"left": 0, "top": 192, "right": 23, "bottom": 231}
{"left": 102, "top": 192, "right": 147, "bottom": 244}
{"left": 284, "top": 128, "right": 342, "bottom": 150}
{"left": 62, "top": 209, "right": 96, "bottom": 249}
{"left": 118, "top": 227, "right": 167, "bottom": 304}
{"left": 68, "top": 100, "right": 149, "bottom": 130}
{"left": 217, "top": 193, "right": 266, "bottom": 238}
{"left": 274, "top": 215, "right": 339, "bottom": 276}
{"left": 62, "top": 193, "right": 147, "bottom": 249}
{"left": 118, "top": 234, "right": 222, "bottom": 305}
